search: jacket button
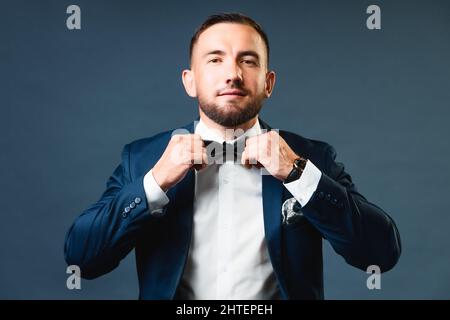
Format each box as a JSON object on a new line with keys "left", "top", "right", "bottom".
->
{"left": 325, "top": 194, "right": 331, "bottom": 201}
{"left": 124, "top": 206, "right": 131, "bottom": 213}
{"left": 130, "top": 202, "right": 136, "bottom": 209}
{"left": 317, "top": 191, "right": 324, "bottom": 200}
{"left": 134, "top": 197, "right": 142, "bottom": 204}
{"left": 331, "top": 198, "right": 338, "bottom": 205}
{"left": 121, "top": 212, "right": 128, "bottom": 218}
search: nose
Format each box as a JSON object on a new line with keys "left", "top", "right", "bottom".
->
{"left": 226, "top": 61, "right": 243, "bottom": 85}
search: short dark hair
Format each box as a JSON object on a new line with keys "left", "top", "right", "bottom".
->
{"left": 189, "top": 13, "right": 270, "bottom": 66}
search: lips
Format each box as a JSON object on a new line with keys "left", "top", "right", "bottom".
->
{"left": 218, "top": 89, "right": 247, "bottom": 97}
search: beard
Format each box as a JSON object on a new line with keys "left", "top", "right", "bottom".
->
{"left": 198, "top": 93, "right": 265, "bottom": 127}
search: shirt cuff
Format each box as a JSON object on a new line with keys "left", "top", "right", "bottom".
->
{"left": 143, "top": 169, "right": 170, "bottom": 214}
{"left": 283, "top": 160, "right": 322, "bottom": 207}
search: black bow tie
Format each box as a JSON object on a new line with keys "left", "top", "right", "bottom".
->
{"left": 203, "top": 138, "right": 247, "bottom": 164}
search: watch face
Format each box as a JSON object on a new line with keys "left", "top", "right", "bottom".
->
{"left": 285, "top": 168, "right": 301, "bottom": 183}
{"left": 295, "top": 158, "right": 307, "bottom": 170}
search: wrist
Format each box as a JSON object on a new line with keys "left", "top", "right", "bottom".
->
{"left": 152, "top": 165, "right": 170, "bottom": 192}
{"left": 284, "top": 157, "right": 307, "bottom": 183}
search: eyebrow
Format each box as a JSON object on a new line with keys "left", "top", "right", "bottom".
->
{"left": 203, "top": 50, "right": 260, "bottom": 61}
{"left": 203, "top": 50, "right": 226, "bottom": 58}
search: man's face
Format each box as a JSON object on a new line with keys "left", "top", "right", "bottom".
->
{"left": 183, "top": 23, "right": 275, "bottom": 127}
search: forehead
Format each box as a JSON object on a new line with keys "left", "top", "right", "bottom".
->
{"left": 193, "top": 22, "right": 266, "bottom": 57}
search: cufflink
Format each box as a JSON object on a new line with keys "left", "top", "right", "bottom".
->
{"left": 150, "top": 208, "right": 166, "bottom": 217}
{"left": 281, "top": 197, "right": 304, "bottom": 225}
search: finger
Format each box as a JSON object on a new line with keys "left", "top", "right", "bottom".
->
{"left": 190, "top": 151, "right": 205, "bottom": 166}
{"left": 192, "top": 150, "right": 209, "bottom": 171}
{"left": 202, "top": 148, "right": 209, "bottom": 166}
{"left": 190, "top": 134, "right": 204, "bottom": 152}
{"left": 245, "top": 137, "right": 260, "bottom": 166}
{"left": 243, "top": 138, "right": 255, "bottom": 168}
{"left": 241, "top": 149, "right": 247, "bottom": 166}
{"left": 240, "top": 149, "right": 252, "bottom": 169}
{"left": 193, "top": 133, "right": 204, "bottom": 145}
{"left": 180, "top": 151, "right": 195, "bottom": 166}
{"left": 180, "top": 149, "right": 203, "bottom": 166}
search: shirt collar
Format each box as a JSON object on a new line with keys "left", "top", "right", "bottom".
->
{"left": 194, "top": 118, "right": 262, "bottom": 144}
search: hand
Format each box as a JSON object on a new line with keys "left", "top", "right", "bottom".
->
{"left": 152, "top": 134, "right": 208, "bottom": 192}
{"left": 241, "top": 131, "right": 301, "bottom": 181}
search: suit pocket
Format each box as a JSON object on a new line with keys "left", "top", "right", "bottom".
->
{"left": 283, "top": 214, "right": 311, "bottom": 230}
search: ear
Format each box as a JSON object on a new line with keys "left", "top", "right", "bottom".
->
{"left": 182, "top": 69, "right": 197, "bottom": 98}
{"left": 264, "top": 70, "right": 276, "bottom": 98}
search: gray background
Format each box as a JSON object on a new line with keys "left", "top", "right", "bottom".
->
{"left": 1, "top": 0, "right": 449, "bottom": 299}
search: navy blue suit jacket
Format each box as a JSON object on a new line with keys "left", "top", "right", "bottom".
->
{"left": 64, "top": 118, "right": 401, "bottom": 299}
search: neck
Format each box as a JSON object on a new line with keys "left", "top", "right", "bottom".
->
{"left": 198, "top": 108, "right": 258, "bottom": 141}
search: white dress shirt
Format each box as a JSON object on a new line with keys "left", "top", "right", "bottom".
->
{"left": 143, "top": 119, "right": 322, "bottom": 299}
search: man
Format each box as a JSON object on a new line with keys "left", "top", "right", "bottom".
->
{"left": 64, "top": 13, "right": 401, "bottom": 299}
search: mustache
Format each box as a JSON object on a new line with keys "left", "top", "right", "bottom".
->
{"left": 217, "top": 84, "right": 249, "bottom": 96}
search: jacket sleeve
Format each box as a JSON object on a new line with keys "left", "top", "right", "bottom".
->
{"left": 64, "top": 143, "right": 157, "bottom": 279}
{"left": 301, "top": 145, "right": 402, "bottom": 272}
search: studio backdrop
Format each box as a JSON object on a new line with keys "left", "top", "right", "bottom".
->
{"left": 1, "top": 0, "right": 449, "bottom": 299}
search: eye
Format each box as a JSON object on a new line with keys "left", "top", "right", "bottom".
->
{"left": 208, "top": 58, "right": 221, "bottom": 64}
{"left": 242, "top": 59, "right": 257, "bottom": 66}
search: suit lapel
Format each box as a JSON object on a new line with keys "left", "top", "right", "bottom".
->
{"left": 172, "top": 119, "right": 196, "bottom": 231}
{"left": 166, "top": 121, "right": 196, "bottom": 298}
{"left": 262, "top": 174, "right": 287, "bottom": 297}
{"left": 259, "top": 118, "right": 288, "bottom": 297}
